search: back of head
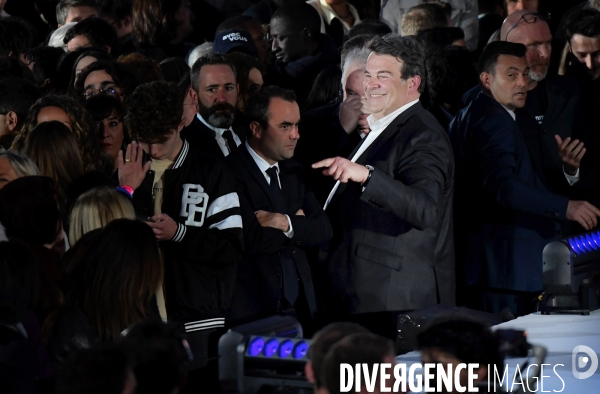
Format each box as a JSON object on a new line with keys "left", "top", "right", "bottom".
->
{"left": 565, "top": 8, "right": 600, "bottom": 42}
{"left": 479, "top": 40, "right": 527, "bottom": 74}
{"left": 159, "top": 57, "right": 190, "bottom": 83}
{"left": 64, "top": 219, "right": 163, "bottom": 341}
{"left": 321, "top": 333, "right": 395, "bottom": 394}
{"left": 122, "top": 317, "right": 190, "bottom": 394}
{"left": 368, "top": 34, "right": 426, "bottom": 93}
{"left": 25, "top": 47, "right": 66, "bottom": 90}
{"left": 117, "top": 52, "right": 162, "bottom": 84}
{"left": 417, "top": 27, "right": 465, "bottom": 50}
{"left": 0, "top": 78, "right": 41, "bottom": 131}
{"left": 417, "top": 318, "right": 504, "bottom": 374}
{"left": 308, "top": 322, "right": 370, "bottom": 388}
{"left": 346, "top": 19, "right": 392, "bottom": 41}
{"left": 56, "top": 345, "right": 133, "bottom": 394}
{"left": 63, "top": 17, "right": 120, "bottom": 55}
{"left": 426, "top": 45, "right": 478, "bottom": 108}
{"left": 271, "top": 2, "right": 321, "bottom": 36}
{"left": 68, "top": 187, "right": 135, "bottom": 246}
{"left": 0, "top": 150, "right": 39, "bottom": 179}
{"left": 245, "top": 85, "right": 296, "bottom": 130}
{"left": 132, "top": 0, "right": 180, "bottom": 46}
{"left": 0, "top": 18, "right": 34, "bottom": 58}
{"left": 187, "top": 42, "right": 213, "bottom": 68}
{"left": 0, "top": 176, "right": 60, "bottom": 245}
{"left": 401, "top": 3, "right": 449, "bottom": 36}
{"left": 24, "top": 121, "right": 85, "bottom": 202}
{"left": 125, "top": 80, "right": 182, "bottom": 142}
{"left": 0, "top": 240, "right": 38, "bottom": 325}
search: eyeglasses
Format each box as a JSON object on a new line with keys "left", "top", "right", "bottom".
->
{"left": 83, "top": 84, "right": 121, "bottom": 99}
{"left": 504, "top": 12, "right": 551, "bottom": 41}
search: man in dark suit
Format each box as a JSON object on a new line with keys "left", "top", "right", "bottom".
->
{"left": 449, "top": 41, "right": 600, "bottom": 315}
{"left": 183, "top": 53, "right": 246, "bottom": 159}
{"left": 313, "top": 35, "right": 455, "bottom": 339}
{"left": 225, "top": 86, "right": 332, "bottom": 332}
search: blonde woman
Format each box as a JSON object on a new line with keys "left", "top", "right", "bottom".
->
{"left": 68, "top": 187, "right": 135, "bottom": 246}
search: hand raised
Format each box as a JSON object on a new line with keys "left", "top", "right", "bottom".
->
{"left": 312, "top": 157, "right": 370, "bottom": 184}
{"left": 118, "top": 142, "right": 151, "bottom": 190}
{"left": 555, "top": 135, "right": 585, "bottom": 175}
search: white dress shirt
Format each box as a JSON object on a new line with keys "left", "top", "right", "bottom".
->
{"left": 246, "top": 142, "right": 294, "bottom": 238}
{"left": 308, "top": 0, "right": 361, "bottom": 34}
{"left": 501, "top": 104, "right": 579, "bottom": 186}
{"left": 197, "top": 113, "right": 242, "bottom": 156}
{"left": 324, "top": 99, "right": 419, "bottom": 209}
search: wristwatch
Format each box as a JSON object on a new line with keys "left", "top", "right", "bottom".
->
{"left": 362, "top": 165, "right": 374, "bottom": 192}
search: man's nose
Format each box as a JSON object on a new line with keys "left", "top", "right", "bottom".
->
{"left": 215, "top": 88, "right": 227, "bottom": 103}
{"left": 290, "top": 126, "right": 299, "bottom": 140}
{"left": 585, "top": 55, "right": 594, "bottom": 70}
{"left": 271, "top": 38, "right": 279, "bottom": 52}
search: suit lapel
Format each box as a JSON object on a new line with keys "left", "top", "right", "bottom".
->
{"left": 239, "top": 145, "right": 283, "bottom": 211}
{"left": 541, "top": 80, "right": 565, "bottom": 129}
{"left": 355, "top": 102, "right": 422, "bottom": 165}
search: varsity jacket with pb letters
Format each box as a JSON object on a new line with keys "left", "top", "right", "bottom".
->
{"left": 130, "top": 140, "right": 244, "bottom": 332}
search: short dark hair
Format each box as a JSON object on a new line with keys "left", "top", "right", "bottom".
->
{"left": 417, "top": 319, "right": 504, "bottom": 376}
{"left": 566, "top": 9, "right": 600, "bottom": 42}
{"left": 99, "top": 0, "right": 133, "bottom": 23}
{"left": 159, "top": 57, "right": 190, "bottom": 83}
{"left": 368, "top": 34, "right": 427, "bottom": 93}
{"left": 56, "top": 0, "right": 100, "bottom": 26}
{"left": 426, "top": 45, "right": 479, "bottom": 106}
{"left": 0, "top": 18, "right": 34, "bottom": 57}
{"left": 401, "top": 3, "right": 449, "bottom": 36}
{"left": 56, "top": 346, "right": 132, "bottom": 394}
{"left": 63, "top": 17, "right": 121, "bottom": 55}
{"left": 245, "top": 85, "right": 296, "bottom": 130}
{"left": 346, "top": 19, "right": 392, "bottom": 41}
{"left": 0, "top": 78, "right": 41, "bottom": 128}
{"left": 122, "top": 317, "right": 190, "bottom": 394}
{"left": 25, "top": 46, "right": 65, "bottom": 89}
{"left": 321, "top": 333, "right": 395, "bottom": 394}
{"left": 271, "top": 2, "right": 321, "bottom": 35}
{"left": 85, "top": 94, "right": 126, "bottom": 122}
{"left": 190, "top": 53, "right": 237, "bottom": 93}
{"left": 125, "top": 81, "right": 183, "bottom": 142}
{"left": 308, "top": 323, "right": 370, "bottom": 388}
{"left": 479, "top": 41, "right": 527, "bottom": 74}
{"left": 416, "top": 27, "right": 465, "bottom": 50}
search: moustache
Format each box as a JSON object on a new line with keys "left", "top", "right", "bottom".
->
{"left": 209, "top": 103, "right": 236, "bottom": 114}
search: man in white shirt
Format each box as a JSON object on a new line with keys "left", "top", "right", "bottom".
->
{"left": 182, "top": 53, "right": 246, "bottom": 159}
{"left": 313, "top": 34, "right": 455, "bottom": 339}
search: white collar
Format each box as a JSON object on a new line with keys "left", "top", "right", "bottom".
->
{"left": 501, "top": 105, "right": 516, "bottom": 121}
{"left": 367, "top": 99, "right": 419, "bottom": 131}
{"left": 246, "top": 141, "right": 279, "bottom": 174}
{"left": 197, "top": 113, "right": 231, "bottom": 136}
{"left": 317, "top": 0, "right": 360, "bottom": 25}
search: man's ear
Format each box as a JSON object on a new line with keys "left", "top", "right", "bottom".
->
{"left": 249, "top": 121, "right": 262, "bottom": 139}
{"left": 407, "top": 75, "right": 421, "bottom": 95}
{"left": 188, "top": 87, "right": 198, "bottom": 104}
{"left": 301, "top": 27, "right": 312, "bottom": 43}
{"left": 480, "top": 71, "right": 492, "bottom": 90}
{"left": 5, "top": 111, "right": 18, "bottom": 132}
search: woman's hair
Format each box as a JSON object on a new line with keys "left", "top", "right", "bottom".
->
{"left": 69, "top": 187, "right": 136, "bottom": 246}
{"left": 84, "top": 94, "right": 129, "bottom": 145}
{"left": 68, "top": 49, "right": 114, "bottom": 94}
{"left": 0, "top": 149, "right": 39, "bottom": 177}
{"left": 226, "top": 52, "right": 263, "bottom": 110}
{"left": 62, "top": 219, "right": 163, "bottom": 341}
{"left": 132, "top": 0, "right": 182, "bottom": 46}
{"left": 23, "top": 121, "right": 85, "bottom": 205}
{"left": 11, "top": 95, "right": 104, "bottom": 172}
{"left": 74, "top": 60, "right": 138, "bottom": 101}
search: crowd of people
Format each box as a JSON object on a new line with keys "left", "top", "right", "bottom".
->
{"left": 1, "top": 0, "right": 599, "bottom": 392}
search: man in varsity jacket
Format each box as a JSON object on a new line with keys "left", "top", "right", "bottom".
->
{"left": 117, "top": 81, "right": 244, "bottom": 371}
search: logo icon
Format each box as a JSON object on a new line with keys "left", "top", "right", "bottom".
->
{"left": 572, "top": 345, "right": 598, "bottom": 379}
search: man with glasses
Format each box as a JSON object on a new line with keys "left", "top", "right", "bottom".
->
{"left": 499, "top": 10, "right": 597, "bottom": 236}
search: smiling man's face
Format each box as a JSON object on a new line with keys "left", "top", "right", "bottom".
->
{"left": 363, "top": 53, "right": 413, "bottom": 119}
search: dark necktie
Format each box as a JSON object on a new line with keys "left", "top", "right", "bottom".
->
{"left": 222, "top": 129, "right": 237, "bottom": 154}
{"left": 265, "top": 166, "right": 287, "bottom": 213}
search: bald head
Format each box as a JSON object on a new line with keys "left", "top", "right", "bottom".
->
{"left": 501, "top": 10, "right": 552, "bottom": 81}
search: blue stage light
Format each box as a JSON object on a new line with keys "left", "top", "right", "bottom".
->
{"left": 574, "top": 237, "right": 585, "bottom": 254}
{"left": 580, "top": 235, "right": 592, "bottom": 252}
{"left": 264, "top": 339, "right": 279, "bottom": 358}
{"left": 586, "top": 234, "right": 597, "bottom": 250}
{"left": 592, "top": 232, "right": 600, "bottom": 248}
{"left": 293, "top": 341, "right": 309, "bottom": 359}
{"left": 279, "top": 340, "right": 294, "bottom": 358}
{"left": 248, "top": 337, "right": 265, "bottom": 357}
{"left": 568, "top": 238, "right": 580, "bottom": 254}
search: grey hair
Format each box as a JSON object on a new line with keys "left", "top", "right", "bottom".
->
{"left": 341, "top": 46, "right": 371, "bottom": 87}
{"left": 48, "top": 22, "right": 77, "bottom": 51}
{"left": 0, "top": 150, "right": 40, "bottom": 177}
{"left": 187, "top": 42, "right": 214, "bottom": 68}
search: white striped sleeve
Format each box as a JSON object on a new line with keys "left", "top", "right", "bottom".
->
{"left": 206, "top": 192, "right": 240, "bottom": 217}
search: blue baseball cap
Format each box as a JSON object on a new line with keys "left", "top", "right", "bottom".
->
{"left": 213, "top": 29, "right": 258, "bottom": 57}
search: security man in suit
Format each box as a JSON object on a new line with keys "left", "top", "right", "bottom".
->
{"left": 225, "top": 86, "right": 332, "bottom": 332}
{"left": 313, "top": 34, "right": 455, "bottom": 339}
